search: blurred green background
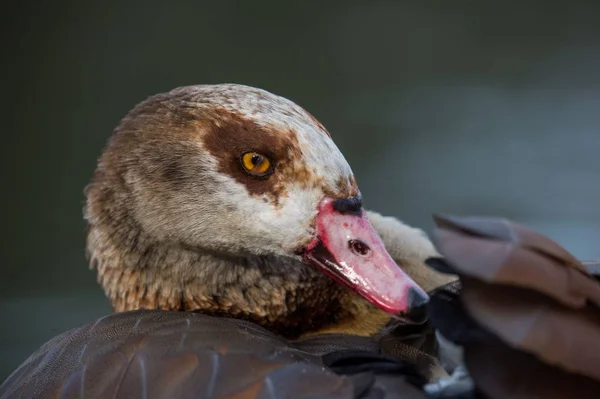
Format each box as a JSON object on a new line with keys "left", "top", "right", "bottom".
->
{"left": 3, "top": 1, "right": 600, "bottom": 380}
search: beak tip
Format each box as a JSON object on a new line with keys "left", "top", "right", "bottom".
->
{"left": 402, "top": 286, "right": 430, "bottom": 324}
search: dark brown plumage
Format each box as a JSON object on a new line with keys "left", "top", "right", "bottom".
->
{"left": 427, "top": 215, "right": 600, "bottom": 399}
{"left": 0, "top": 311, "right": 433, "bottom": 399}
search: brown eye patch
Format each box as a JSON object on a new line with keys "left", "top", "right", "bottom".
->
{"left": 97, "top": 86, "right": 359, "bottom": 212}
{"left": 197, "top": 108, "right": 359, "bottom": 206}
{"left": 200, "top": 109, "right": 308, "bottom": 205}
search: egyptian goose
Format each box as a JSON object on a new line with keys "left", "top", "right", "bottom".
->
{"left": 0, "top": 84, "right": 453, "bottom": 399}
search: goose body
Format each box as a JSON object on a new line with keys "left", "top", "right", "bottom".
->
{"left": 0, "top": 84, "right": 453, "bottom": 398}
{"left": 4, "top": 84, "right": 599, "bottom": 399}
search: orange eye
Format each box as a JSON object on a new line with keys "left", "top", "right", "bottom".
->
{"left": 241, "top": 152, "right": 272, "bottom": 176}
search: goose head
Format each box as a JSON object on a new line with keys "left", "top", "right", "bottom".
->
{"left": 84, "top": 84, "right": 431, "bottom": 337}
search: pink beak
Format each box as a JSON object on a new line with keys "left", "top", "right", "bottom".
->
{"left": 300, "top": 197, "right": 429, "bottom": 324}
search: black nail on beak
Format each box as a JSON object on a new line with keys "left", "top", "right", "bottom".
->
{"left": 403, "top": 287, "right": 429, "bottom": 324}
{"left": 332, "top": 195, "right": 363, "bottom": 216}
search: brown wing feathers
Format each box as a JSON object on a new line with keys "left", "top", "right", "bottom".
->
{"left": 428, "top": 215, "right": 600, "bottom": 399}
{"left": 0, "top": 311, "right": 431, "bottom": 399}
{"left": 0, "top": 311, "right": 350, "bottom": 399}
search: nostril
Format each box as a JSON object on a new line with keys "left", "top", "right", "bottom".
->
{"left": 404, "top": 287, "right": 429, "bottom": 324}
{"left": 348, "top": 239, "right": 370, "bottom": 256}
